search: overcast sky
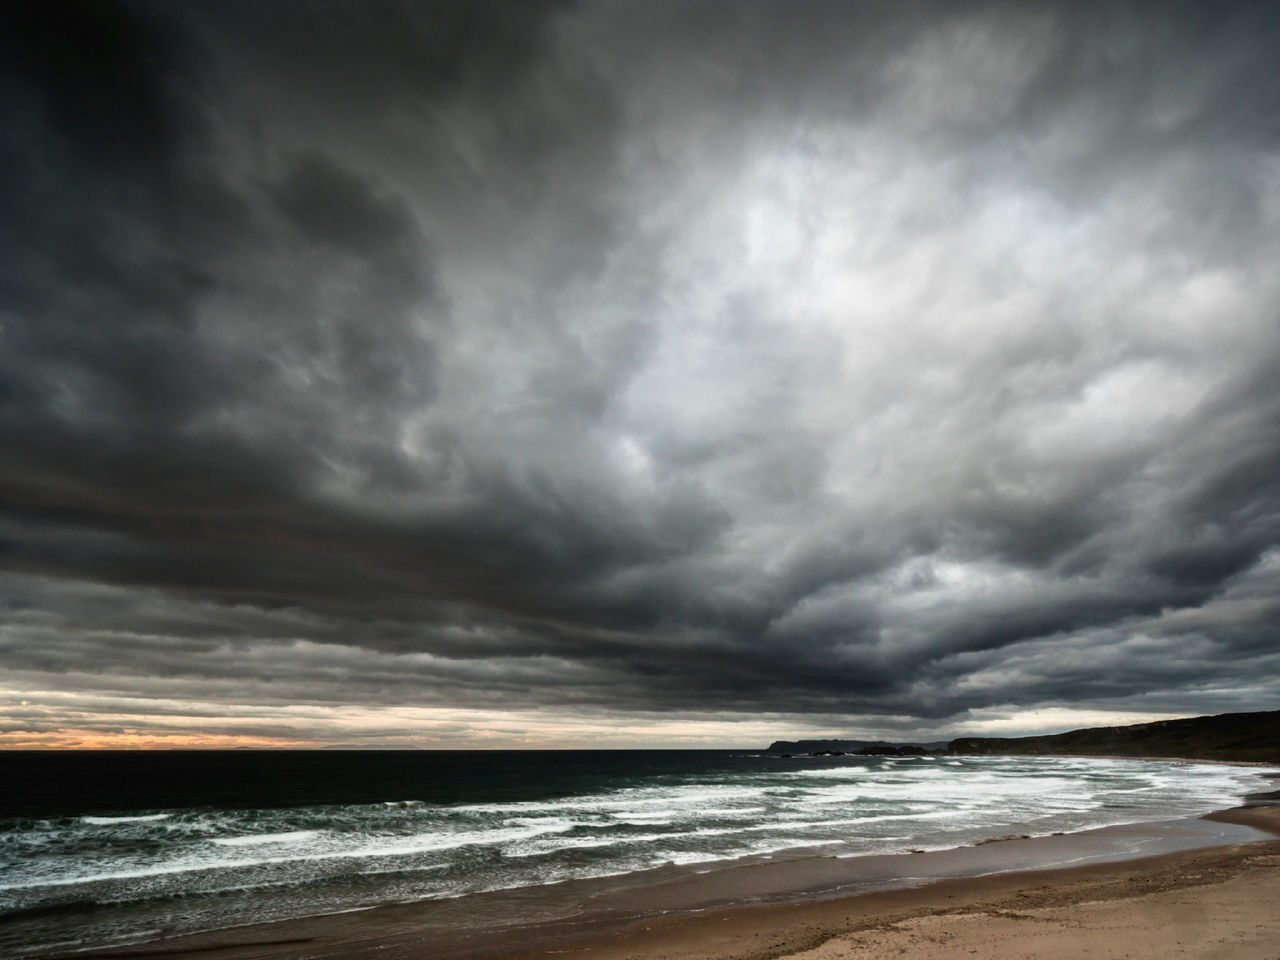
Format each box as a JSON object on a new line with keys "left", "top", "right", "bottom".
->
{"left": 1, "top": 0, "right": 1278, "bottom": 748}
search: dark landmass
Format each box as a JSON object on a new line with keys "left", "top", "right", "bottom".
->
{"left": 766, "top": 739, "right": 949, "bottom": 756}
{"left": 948, "top": 710, "right": 1280, "bottom": 763}
{"left": 769, "top": 711, "right": 1280, "bottom": 763}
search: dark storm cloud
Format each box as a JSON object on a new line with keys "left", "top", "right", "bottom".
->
{"left": 2, "top": 0, "right": 1279, "bottom": 741}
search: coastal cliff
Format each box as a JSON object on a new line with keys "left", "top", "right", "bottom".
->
{"left": 948, "top": 709, "right": 1280, "bottom": 763}
{"left": 769, "top": 711, "right": 1280, "bottom": 763}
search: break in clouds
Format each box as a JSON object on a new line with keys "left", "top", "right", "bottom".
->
{"left": 1, "top": 1, "right": 1278, "bottom": 746}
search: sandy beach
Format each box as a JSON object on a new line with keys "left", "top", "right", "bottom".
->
{"left": 63, "top": 804, "right": 1280, "bottom": 960}
{"left": 504, "top": 806, "right": 1280, "bottom": 960}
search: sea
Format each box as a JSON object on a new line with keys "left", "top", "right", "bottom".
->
{"left": 0, "top": 750, "right": 1270, "bottom": 958}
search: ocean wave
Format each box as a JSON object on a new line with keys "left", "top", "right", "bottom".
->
{"left": 212, "top": 830, "right": 322, "bottom": 847}
{"left": 2, "top": 754, "right": 1267, "bottom": 952}
{"left": 80, "top": 814, "right": 172, "bottom": 825}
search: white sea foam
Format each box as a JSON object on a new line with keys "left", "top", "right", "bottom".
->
{"left": 81, "top": 814, "right": 172, "bottom": 825}
{"left": 212, "top": 830, "right": 322, "bottom": 846}
{"left": 3, "top": 755, "right": 1267, "bottom": 934}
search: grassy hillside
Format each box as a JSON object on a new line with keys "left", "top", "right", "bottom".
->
{"left": 948, "top": 710, "right": 1280, "bottom": 763}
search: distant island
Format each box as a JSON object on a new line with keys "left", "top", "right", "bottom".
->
{"left": 768, "top": 710, "right": 1280, "bottom": 763}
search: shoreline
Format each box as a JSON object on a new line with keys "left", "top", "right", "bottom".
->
{"left": 52, "top": 802, "right": 1280, "bottom": 960}
{"left": 505, "top": 805, "right": 1280, "bottom": 960}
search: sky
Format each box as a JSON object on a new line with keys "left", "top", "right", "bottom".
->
{"left": 1, "top": 0, "right": 1278, "bottom": 749}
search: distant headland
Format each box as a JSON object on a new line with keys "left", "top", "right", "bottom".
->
{"left": 768, "top": 709, "right": 1280, "bottom": 763}
{"left": 765, "top": 738, "right": 949, "bottom": 757}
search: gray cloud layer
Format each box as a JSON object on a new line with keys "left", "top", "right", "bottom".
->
{"left": 2, "top": 1, "right": 1278, "bottom": 741}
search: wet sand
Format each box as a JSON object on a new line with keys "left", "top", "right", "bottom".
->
{"left": 61, "top": 805, "right": 1280, "bottom": 960}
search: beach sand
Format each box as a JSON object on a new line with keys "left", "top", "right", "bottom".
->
{"left": 65, "top": 806, "right": 1280, "bottom": 960}
{"left": 504, "top": 807, "right": 1280, "bottom": 960}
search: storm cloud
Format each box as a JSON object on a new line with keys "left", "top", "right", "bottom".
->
{"left": 1, "top": 0, "right": 1278, "bottom": 746}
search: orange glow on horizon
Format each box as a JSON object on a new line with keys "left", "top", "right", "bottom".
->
{"left": 0, "top": 730, "right": 317, "bottom": 750}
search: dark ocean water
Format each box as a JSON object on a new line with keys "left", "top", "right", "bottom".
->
{"left": 0, "top": 750, "right": 758, "bottom": 819}
{"left": 0, "top": 750, "right": 1268, "bottom": 958}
